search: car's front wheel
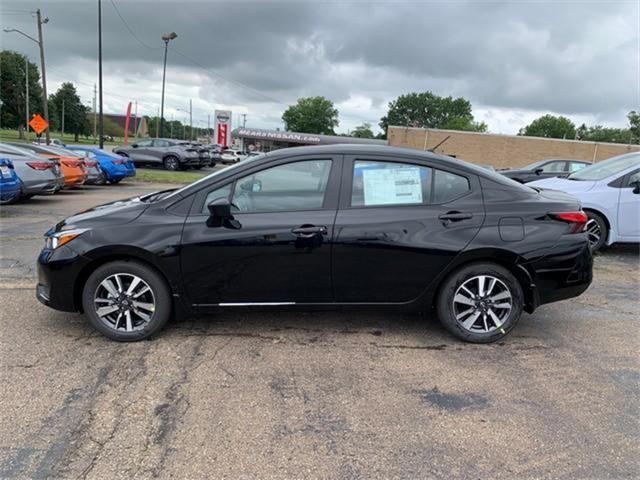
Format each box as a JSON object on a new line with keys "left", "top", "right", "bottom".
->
{"left": 436, "top": 263, "right": 523, "bottom": 343}
{"left": 163, "top": 156, "right": 179, "bottom": 171}
{"left": 82, "top": 261, "right": 171, "bottom": 341}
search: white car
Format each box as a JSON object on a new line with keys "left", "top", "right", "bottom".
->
{"left": 529, "top": 152, "right": 640, "bottom": 251}
{"left": 220, "top": 149, "right": 246, "bottom": 164}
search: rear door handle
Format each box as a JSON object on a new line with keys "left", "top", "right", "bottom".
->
{"left": 291, "top": 225, "right": 327, "bottom": 237}
{"left": 439, "top": 212, "right": 473, "bottom": 222}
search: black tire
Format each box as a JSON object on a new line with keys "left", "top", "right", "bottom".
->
{"left": 109, "top": 178, "right": 122, "bottom": 184}
{"left": 193, "top": 165, "right": 203, "bottom": 170}
{"left": 436, "top": 262, "right": 524, "bottom": 343}
{"left": 585, "top": 211, "right": 607, "bottom": 253}
{"left": 82, "top": 260, "right": 171, "bottom": 341}
{"left": 163, "top": 156, "right": 179, "bottom": 171}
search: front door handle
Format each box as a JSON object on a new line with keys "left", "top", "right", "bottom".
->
{"left": 439, "top": 212, "right": 473, "bottom": 223}
{"left": 291, "top": 225, "right": 327, "bottom": 237}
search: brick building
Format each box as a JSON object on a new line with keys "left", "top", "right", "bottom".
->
{"left": 387, "top": 126, "right": 640, "bottom": 169}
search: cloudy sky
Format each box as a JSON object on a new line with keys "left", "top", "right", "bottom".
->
{"left": 2, "top": 0, "right": 638, "bottom": 135}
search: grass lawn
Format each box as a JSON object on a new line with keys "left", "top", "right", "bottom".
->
{"left": 131, "top": 168, "right": 209, "bottom": 184}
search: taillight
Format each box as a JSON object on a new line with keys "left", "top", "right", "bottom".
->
{"left": 112, "top": 159, "right": 124, "bottom": 165}
{"left": 84, "top": 160, "right": 98, "bottom": 167}
{"left": 550, "top": 211, "right": 588, "bottom": 233}
{"left": 26, "top": 161, "right": 53, "bottom": 170}
{"left": 62, "top": 160, "right": 82, "bottom": 168}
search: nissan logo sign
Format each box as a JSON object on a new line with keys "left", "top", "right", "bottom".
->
{"left": 216, "top": 113, "right": 230, "bottom": 123}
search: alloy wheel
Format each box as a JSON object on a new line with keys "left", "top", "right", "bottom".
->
{"left": 585, "top": 219, "right": 601, "bottom": 250}
{"left": 93, "top": 273, "right": 155, "bottom": 332}
{"left": 452, "top": 275, "right": 512, "bottom": 333}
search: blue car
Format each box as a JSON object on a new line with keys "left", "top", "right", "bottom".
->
{"left": 0, "top": 158, "right": 21, "bottom": 204}
{"left": 65, "top": 146, "right": 136, "bottom": 183}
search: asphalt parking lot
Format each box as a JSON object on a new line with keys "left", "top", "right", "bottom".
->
{"left": 1, "top": 182, "right": 638, "bottom": 479}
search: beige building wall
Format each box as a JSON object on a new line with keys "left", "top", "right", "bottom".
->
{"left": 387, "top": 126, "right": 640, "bottom": 169}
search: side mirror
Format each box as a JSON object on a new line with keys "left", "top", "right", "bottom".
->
{"left": 240, "top": 178, "right": 262, "bottom": 192}
{"left": 631, "top": 180, "right": 640, "bottom": 194}
{"left": 534, "top": 168, "right": 544, "bottom": 175}
{"left": 207, "top": 197, "right": 232, "bottom": 218}
{"left": 132, "top": 144, "right": 138, "bottom": 148}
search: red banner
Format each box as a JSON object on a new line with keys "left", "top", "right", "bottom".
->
{"left": 217, "top": 123, "right": 228, "bottom": 147}
{"left": 124, "top": 102, "right": 132, "bottom": 145}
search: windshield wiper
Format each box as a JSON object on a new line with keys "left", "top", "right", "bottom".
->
{"left": 141, "top": 188, "right": 177, "bottom": 202}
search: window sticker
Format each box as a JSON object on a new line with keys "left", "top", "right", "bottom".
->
{"left": 362, "top": 166, "right": 423, "bottom": 206}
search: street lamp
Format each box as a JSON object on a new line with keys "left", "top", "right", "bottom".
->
{"left": 3, "top": 9, "right": 50, "bottom": 144}
{"left": 159, "top": 31, "right": 177, "bottom": 138}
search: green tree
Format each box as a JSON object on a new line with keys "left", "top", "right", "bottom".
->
{"left": 48, "top": 82, "right": 90, "bottom": 141}
{"left": 0, "top": 50, "right": 44, "bottom": 134}
{"left": 519, "top": 114, "right": 576, "bottom": 139}
{"left": 351, "top": 122, "right": 375, "bottom": 138}
{"left": 379, "top": 91, "right": 485, "bottom": 136}
{"left": 282, "top": 96, "right": 339, "bottom": 134}
{"left": 581, "top": 126, "right": 632, "bottom": 144}
{"left": 628, "top": 111, "right": 640, "bottom": 144}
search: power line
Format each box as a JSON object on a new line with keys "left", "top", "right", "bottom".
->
{"left": 108, "top": 0, "right": 160, "bottom": 51}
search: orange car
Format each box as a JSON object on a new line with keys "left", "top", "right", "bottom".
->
{"left": 10, "top": 143, "right": 86, "bottom": 188}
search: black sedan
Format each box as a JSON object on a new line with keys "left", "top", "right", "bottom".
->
{"left": 499, "top": 159, "right": 591, "bottom": 183}
{"left": 36, "top": 145, "right": 592, "bottom": 343}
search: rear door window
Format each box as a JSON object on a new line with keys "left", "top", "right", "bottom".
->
{"left": 351, "top": 161, "right": 432, "bottom": 207}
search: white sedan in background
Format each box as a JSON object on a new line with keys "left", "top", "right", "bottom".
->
{"left": 529, "top": 152, "right": 640, "bottom": 252}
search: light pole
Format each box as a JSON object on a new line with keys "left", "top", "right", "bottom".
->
{"left": 4, "top": 9, "right": 50, "bottom": 144}
{"left": 159, "top": 32, "right": 177, "bottom": 138}
{"left": 98, "top": 0, "right": 104, "bottom": 148}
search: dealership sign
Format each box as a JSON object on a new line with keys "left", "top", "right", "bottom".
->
{"left": 214, "top": 110, "right": 232, "bottom": 147}
{"left": 235, "top": 128, "right": 322, "bottom": 144}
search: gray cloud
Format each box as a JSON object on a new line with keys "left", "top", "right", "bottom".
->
{"left": 1, "top": 0, "right": 637, "bottom": 133}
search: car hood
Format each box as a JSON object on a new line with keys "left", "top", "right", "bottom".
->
{"left": 500, "top": 168, "right": 530, "bottom": 176}
{"left": 527, "top": 177, "right": 596, "bottom": 193}
{"left": 52, "top": 195, "right": 148, "bottom": 232}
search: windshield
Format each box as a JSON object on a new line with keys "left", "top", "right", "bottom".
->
{"left": 568, "top": 153, "right": 640, "bottom": 181}
{"left": 522, "top": 160, "right": 548, "bottom": 170}
{"left": 166, "top": 155, "right": 266, "bottom": 199}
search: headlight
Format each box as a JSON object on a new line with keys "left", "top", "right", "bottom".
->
{"left": 45, "top": 228, "right": 90, "bottom": 249}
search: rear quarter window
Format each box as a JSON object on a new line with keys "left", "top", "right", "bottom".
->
{"left": 433, "top": 170, "right": 470, "bottom": 203}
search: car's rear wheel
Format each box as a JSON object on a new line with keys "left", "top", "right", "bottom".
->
{"left": 585, "top": 211, "right": 607, "bottom": 253}
{"left": 436, "top": 263, "right": 523, "bottom": 343}
{"left": 82, "top": 261, "right": 171, "bottom": 341}
{"left": 163, "top": 156, "right": 179, "bottom": 171}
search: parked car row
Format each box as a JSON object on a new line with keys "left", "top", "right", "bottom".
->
{"left": 498, "top": 159, "right": 591, "bottom": 183}
{"left": 113, "top": 138, "right": 216, "bottom": 171}
{"left": 0, "top": 142, "right": 136, "bottom": 204}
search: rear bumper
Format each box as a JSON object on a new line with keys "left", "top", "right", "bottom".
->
{"left": 526, "top": 236, "right": 592, "bottom": 310}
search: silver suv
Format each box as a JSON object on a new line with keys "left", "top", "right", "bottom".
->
{"left": 113, "top": 138, "right": 202, "bottom": 171}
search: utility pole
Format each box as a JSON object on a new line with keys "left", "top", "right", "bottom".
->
{"left": 98, "top": 0, "right": 104, "bottom": 149}
{"left": 183, "top": 119, "right": 186, "bottom": 140}
{"left": 25, "top": 56, "right": 29, "bottom": 136}
{"left": 155, "top": 107, "right": 160, "bottom": 138}
{"left": 35, "top": 9, "right": 50, "bottom": 144}
{"left": 241, "top": 113, "right": 247, "bottom": 128}
{"left": 61, "top": 99, "right": 65, "bottom": 140}
{"left": 170, "top": 114, "right": 174, "bottom": 138}
{"left": 92, "top": 83, "right": 97, "bottom": 142}
{"left": 207, "top": 114, "right": 210, "bottom": 137}
{"left": 189, "top": 99, "right": 193, "bottom": 141}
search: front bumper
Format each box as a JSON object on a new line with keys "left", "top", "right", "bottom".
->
{"left": 181, "top": 157, "right": 201, "bottom": 167}
{"left": 36, "top": 245, "right": 88, "bottom": 312}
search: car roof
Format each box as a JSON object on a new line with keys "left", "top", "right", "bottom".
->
{"left": 256, "top": 144, "right": 493, "bottom": 174}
